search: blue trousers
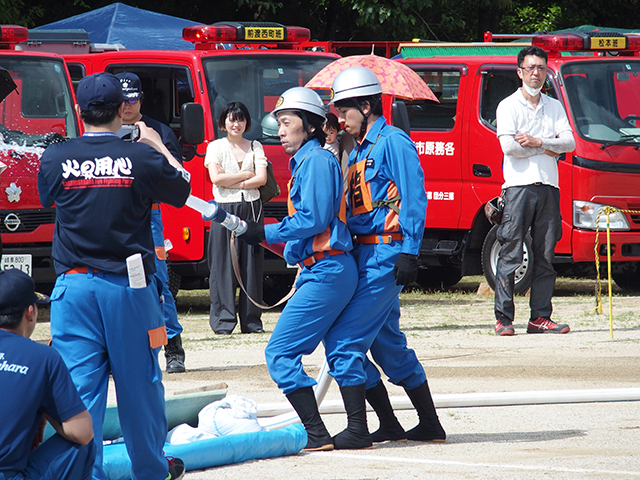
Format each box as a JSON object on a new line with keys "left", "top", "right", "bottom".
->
{"left": 495, "top": 184, "right": 562, "bottom": 321}
{"left": 265, "top": 253, "right": 357, "bottom": 394}
{"left": 2, "top": 434, "right": 95, "bottom": 480}
{"left": 152, "top": 208, "right": 182, "bottom": 338}
{"left": 50, "top": 271, "right": 169, "bottom": 480}
{"left": 325, "top": 242, "right": 426, "bottom": 390}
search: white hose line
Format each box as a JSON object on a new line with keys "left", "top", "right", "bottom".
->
{"left": 258, "top": 387, "right": 640, "bottom": 418}
{"left": 258, "top": 361, "right": 333, "bottom": 430}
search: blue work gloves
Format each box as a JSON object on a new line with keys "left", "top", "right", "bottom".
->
{"left": 240, "top": 220, "right": 265, "bottom": 246}
{"left": 393, "top": 253, "right": 418, "bottom": 286}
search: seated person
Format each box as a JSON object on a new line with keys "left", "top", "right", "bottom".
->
{"left": 0, "top": 268, "right": 95, "bottom": 480}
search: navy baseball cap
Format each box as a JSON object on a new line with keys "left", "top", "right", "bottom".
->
{"left": 0, "top": 268, "right": 50, "bottom": 315}
{"left": 76, "top": 72, "right": 125, "bottom": 111}
{"left": 116, "top": 72, "right": 142, "bottom": 100}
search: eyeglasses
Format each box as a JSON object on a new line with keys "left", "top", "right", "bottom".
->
{"left": 125, "top": 98, "right": 140, "bottom": 104}
{"left": 519, "top": 65, "right": 547, "bottom": 73}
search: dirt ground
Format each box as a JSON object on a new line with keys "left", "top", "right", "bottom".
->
{"left": 32, "top": 276, "right": 640, "bottom": 479}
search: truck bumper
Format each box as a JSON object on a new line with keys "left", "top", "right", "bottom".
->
{"left": 572, "top": 229, "right": 640, "bottom": 262}
{"left": 2, "top": 244, "right": 56, "bottom": 284}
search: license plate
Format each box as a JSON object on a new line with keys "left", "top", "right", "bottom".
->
{"left": 244, "top": 27, "right": 284, "bottom": 41}
{"left": 1, "top": 254, "right": 33, "bottom": 276}
{"left": 590, "top": 37, "right": 626, "bottom": 50}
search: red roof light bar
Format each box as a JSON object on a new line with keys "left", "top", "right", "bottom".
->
{"left": 0, "top": 25, "right": 29, "bottom": 49}
{"left": 183, "top": 22, "right": 310, "bottom": 50}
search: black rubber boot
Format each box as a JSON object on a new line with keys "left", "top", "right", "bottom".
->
{"left": 366, "top": 381, "right": 407, "bottom": 443}
{"left": 286, "top": 387, "right": 334, "bottom": 451}
{"left": 332, "top": 384, "right": 373, "bottom": 450}
{"left": 404, "top": 381, "right": 446, "bottom": 442}
{"left": 164, "top": 334, "right": 186, "bottom": 374}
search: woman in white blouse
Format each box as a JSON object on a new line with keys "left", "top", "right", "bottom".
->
{"left": 205, "top": 102, "right": 267, "bottom": 334}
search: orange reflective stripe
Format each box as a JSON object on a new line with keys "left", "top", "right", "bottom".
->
{"left": 383, "top": 181, "right": 401, "bottom": 231}
{"left": 311, "top": 227, "right": 332, "bottom": 253}
{"left": 154, "top": 246, "right": 167, "bottom": 261}
{"left": 338, "top": 186, "right": 347, "bottom": 224}
{"left": 287, "top": 177, "right": 296, "bottom": 216}
{"left": 148, "top": 326, "right": 168, "bottom": 349}
{"left": 348, "top": 159, "right": 373, "bottom": 216}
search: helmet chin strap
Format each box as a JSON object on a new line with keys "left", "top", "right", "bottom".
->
{"left": 352, "top": 97, "right": 380, "bottom": 140}
{"left": 295, "top": 110, "right": 317, "bottom": 146}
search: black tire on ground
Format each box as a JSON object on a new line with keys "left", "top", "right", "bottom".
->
{"left": 612, "top": 264, "right": 640, "bottom": 292}
{"left": 481, "top": 224, "right": 533, "bottom": 295}
{"left": 416, "top": 266, "right": 463, "bottom": 290}
{"left": 167, "top": 266, "right": 181, "bottom": 299}
{"left": 263, "top": 273, "right": 296, "bottom": 306}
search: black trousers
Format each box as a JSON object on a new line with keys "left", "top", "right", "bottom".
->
{"left": 495, "top": 184, "right": 562, "bottom": 322}
{"left": 208, "top": 198, "right": 263, "bottom": 333}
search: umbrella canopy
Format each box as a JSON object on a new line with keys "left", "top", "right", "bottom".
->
{"left": 0, "top": 67, "right": 18, "bottom": 104}
{"left": 305, "top": 54, "right": 438, "bottom": 102}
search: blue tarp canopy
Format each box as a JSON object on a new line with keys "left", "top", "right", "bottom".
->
{"left": 35, "top": 2, "right": 199, "bottom": 50}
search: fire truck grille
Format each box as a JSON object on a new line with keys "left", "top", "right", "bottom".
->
{"left": 0, "top": 209, "right": 56, "bottom": 234}
{"left": 629, "top": 213, "right": 640, "bottom": 225}
{"left": 263, "top": 202, "right": 288, "bottom": 221}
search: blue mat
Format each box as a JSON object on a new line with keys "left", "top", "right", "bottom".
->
{"left": 102, "top": 424, "right": 307, "bottom": 480}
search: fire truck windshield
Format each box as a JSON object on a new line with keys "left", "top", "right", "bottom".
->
{"left": 0, "top": 57, "right": 78, "bottom": 148}
{"left": 562, "top": 60, "right": 640, "bottom": 146}
{"left": 202, "top": 55, "right": 334, "bottom": 144}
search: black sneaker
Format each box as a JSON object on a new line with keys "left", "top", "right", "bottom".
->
{"left": 165, "top": 456, "right": 185, "bottom": 480}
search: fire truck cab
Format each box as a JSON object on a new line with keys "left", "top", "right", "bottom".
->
{"left": 58, "top": 22, "right": 339, "bottom": 297}
{"left": 0, "top": 26, "right": 80, "bottom": 281}
{"left": 395, "top": 31, "right": 640, "bottom": 291}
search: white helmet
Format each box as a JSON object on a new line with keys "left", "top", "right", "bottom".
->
{"left": 261, "top": 114, "right": 279, "bottom": 137}
{"left": 271, "top": 86, "right": 326, "bottom": 119}
{"left": 330, "top": 66, "right": 382, "bottom": 104}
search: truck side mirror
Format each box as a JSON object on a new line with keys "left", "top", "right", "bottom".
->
{"left": 180, "top": 102, "right": 205, "bottom": 145}
{"left": 392, "top": 100, "right": 411, "bottom": 136}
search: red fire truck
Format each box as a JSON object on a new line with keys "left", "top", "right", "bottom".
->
{"left": 14, "top": 22, "right": 339, "bottom": 297}
{"left": 0, "top": 25, "right": 81, "bottom": 282}
{"left": 392, "top": 31, "right": 640, "bottom": 292}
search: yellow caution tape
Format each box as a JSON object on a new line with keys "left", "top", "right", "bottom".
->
{"left": 593, "top": 206, "right": 640, "bottom": 338}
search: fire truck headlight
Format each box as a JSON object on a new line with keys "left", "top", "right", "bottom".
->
{"left": 573, "top": 201, "right": 630, "bottom": 231}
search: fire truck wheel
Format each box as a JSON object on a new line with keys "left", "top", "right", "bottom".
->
{"left": 481, "top": 225, "right": 533, "bottom": 295}
{"left": 263, "top": 273, "right": 296, "bottom": 306}
{"left": 612, "top": 264, "right": 640, "bottom": 292}
{"left": 416, "top": 267, "right": 463, "bottom": 290}
{"left": 168, "top": 266, "right": 181, "bottom": 299}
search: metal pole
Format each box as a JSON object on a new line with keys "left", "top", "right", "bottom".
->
{"left": 258, "top": 387, "right": 640, "bottom": 418}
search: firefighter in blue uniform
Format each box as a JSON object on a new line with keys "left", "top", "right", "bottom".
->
{"left": 116, "top": 72, "right": 186, "bottom": 373}
{"left": 327, "top": 66, "right": 446, "bottom": 444}
{"left": 37, "top": 72, "right": 189, "bottom": 480}
{"left": 240, "top": 87, "right": 369, "bottom": 451}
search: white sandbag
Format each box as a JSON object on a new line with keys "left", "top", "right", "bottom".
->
{"left": 166, "top": 423, "right": 215, "bottom": 445}
{"left": 198, "top": 395, "right": 265, "bottom": 436}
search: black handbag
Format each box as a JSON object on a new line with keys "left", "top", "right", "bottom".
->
{"left": 260, "top": 162, "right": 280, "bottom": 203}
{"left": 252, "top": 140, "right": 280, "bottom": 203}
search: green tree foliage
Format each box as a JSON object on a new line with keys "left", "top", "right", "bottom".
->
{"left": 0, "top": 0, "right": 45, "bottom": 27}
{"left": 20, "top": 0, "right": 640, "bottom": 42}
{"left": 500, "top": 4, "right": 563, "bottom": 33}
